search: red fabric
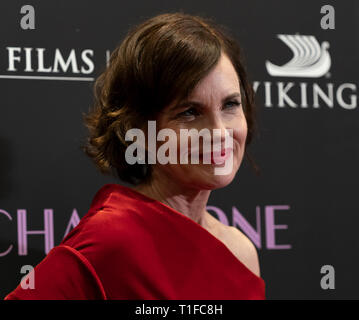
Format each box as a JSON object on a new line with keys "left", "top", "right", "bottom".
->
{"left": 4, "top": 183, "right": 265, "bottom": 300}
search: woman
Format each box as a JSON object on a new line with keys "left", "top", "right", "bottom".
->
{"left": 4, "top": 12, "right": 265, "bottom": 300}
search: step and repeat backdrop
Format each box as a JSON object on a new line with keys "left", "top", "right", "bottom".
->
{"left": 0, "top": 0, "right": 358, "bottom": 299}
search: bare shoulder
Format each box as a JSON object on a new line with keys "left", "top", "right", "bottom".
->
{"left": 205, "top": 213, "right": 261, "bottom": 278}
{"left": 223, "top": 224, "right": 261, "bottom": 278}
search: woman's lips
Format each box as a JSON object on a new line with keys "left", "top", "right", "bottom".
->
{"left": 200, "top": 147, "right": 233, "bottom": 164}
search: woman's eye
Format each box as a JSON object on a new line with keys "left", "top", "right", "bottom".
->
{"left": 176, "top": 101, "right": 241, "bottom": 119}
{"left": 178, "top": 107, "right": 198, "bottom": 118}
{"left": 223, "top": 100, "right": 241, "bottom": 110}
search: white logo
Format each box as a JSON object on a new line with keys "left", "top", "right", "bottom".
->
{"left": 265, "top": 34, "right": 331, "bottom": 78}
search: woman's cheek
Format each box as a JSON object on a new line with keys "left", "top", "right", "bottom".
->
{"left": 234, "top": 119, "right": 247, "bottom": 145}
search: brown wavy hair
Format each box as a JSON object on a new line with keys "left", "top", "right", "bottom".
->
{"left": 80, "top": 11, "right": 261, "bottom": 185}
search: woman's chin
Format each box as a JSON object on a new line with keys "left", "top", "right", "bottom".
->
{"left": 188, "top": 164, "right": 237, "bottom": 190}
{"left": 207, "top": 173, "right": 235, "bottom": 190}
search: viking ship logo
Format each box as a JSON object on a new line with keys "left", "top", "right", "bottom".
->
{"left": 265, "top": 34, "right": 331, "bottom": 78}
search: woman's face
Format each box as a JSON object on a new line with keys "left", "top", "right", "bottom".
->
{"left": 153, "top": 53, "right": 248, "bottom": 191}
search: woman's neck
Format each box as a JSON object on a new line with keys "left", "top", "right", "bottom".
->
{"left": 131, "top": 174, "right": 213, "bottom": 229}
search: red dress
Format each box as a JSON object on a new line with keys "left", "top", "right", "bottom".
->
{"left": 4, "top": 183, "right": 265, "bottom": 300}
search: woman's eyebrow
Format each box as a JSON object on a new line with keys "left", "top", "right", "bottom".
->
{"left": 169, "top": 92, "right": 241, "bottom": 113}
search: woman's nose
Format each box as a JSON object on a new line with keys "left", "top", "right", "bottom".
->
{"left": 202, "top": 114, "right": 231, "bottom": 147}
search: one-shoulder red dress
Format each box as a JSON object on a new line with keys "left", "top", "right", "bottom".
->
{"left": 4, "top": 183, "right": 265, "bottom": 300}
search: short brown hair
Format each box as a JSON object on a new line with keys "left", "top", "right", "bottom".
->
{"left": 81, "top": 11, "right": 260, "bottom": 185}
